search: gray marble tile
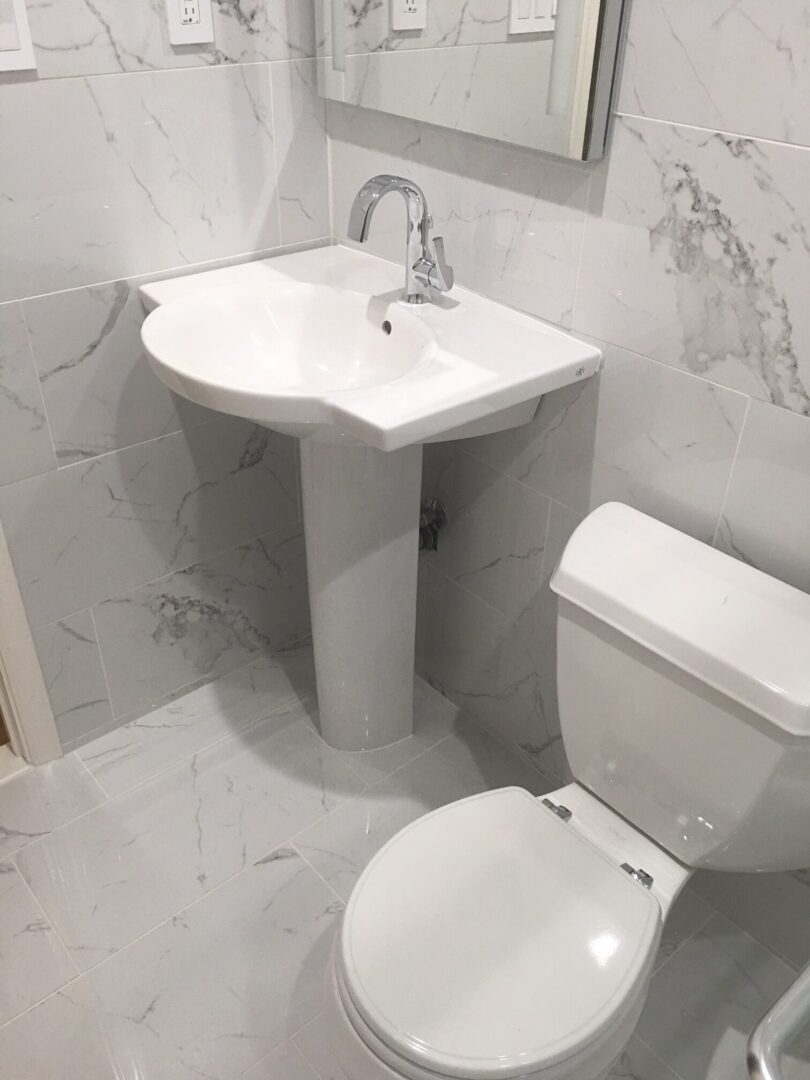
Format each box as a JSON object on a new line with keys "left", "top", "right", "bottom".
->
{"left": 328, "top": 103, "right": 590, "bottom": 328}
{"left": 606, "top": 1037, "right": 682, "bottom": 1080}
{"left": 0, "top": 64, "right": 279, "bottom": 302}
{"left": 27, "top": 0, "right": 316, "bottom": 78}
{"left": 429, "top": 451, "right": 551, "bottom": 619}
{"left": 33, "top": 610, "right": 114, "bottom": 753}
{"left": 655, "top": 887, "right": 715, "bottom": 973}
{"left": 92, "top": 525, "right": 309, "bottom": 719}
{"left": 0, "top": 303, "right": 56, "bottom": 486}
{"left": 323, "top": 676, "right": 462, "bottom": 787}
{"left": 295, "top": 722, "right": 555, "bottom": 902}
{"left": 692, "top": 867, "right": 810, "bottom": 972}
{"left": 618, "top": 0, "right": 810, "bottom": 148}
{"left": 460, "top": 377, "right": 600, "bottom": 514}
{"left": 0, "top": 861, "right": 77, "bottom": 1026}
{"left": 636, "top": 915, "right": 796, "bottom": 1080}
{"left": 0, "top": 417, "right": 299, "bottom": 629}
{"left": 716, "top": 399, "right": 810, "bottom": 592}
{"left": 0, "top": 850, "right": 339, "bottom": 1080}
{"left": 575, "top": 117, "right": 810, "bottom": 415}
{"left": 25, "top": 279, "right": 212, "bottom": 464}
{"left": 589, "top": 347, "right": 749, "bottom": 543}
{"left": 418, "top": 563, "right": 558, "bottom": 762}
{"left": 15, "top": 705, "right": 363, "bottom": 969}
{"left": 0, "top": 755, "right": 105, "bottom": 862}
{"left": 78, "top": 645, "right": 316, "bottom": 798}
{"left": 242, "top": 1040, "right": 320, "bottom": 1080}
{"left": 271, "top": 60, "right": 330, "bottom": 246}
{"left": 294, "top": 1014, "right": 352, "bottom": 1080}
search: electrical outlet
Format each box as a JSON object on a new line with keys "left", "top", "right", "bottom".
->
{"left": 508, "top": 0, "right": 556, "bottom": 35}
{"left": 391, "top": 0, "right": 427, "bottom": 32}
{"left": 166, "top": 0, "right": 214, "bottom": 45}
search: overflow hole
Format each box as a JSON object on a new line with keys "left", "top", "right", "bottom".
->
{"left": 381, "top": 320, "right": 392, "bottom": 336}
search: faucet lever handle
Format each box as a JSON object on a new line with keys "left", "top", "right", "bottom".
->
{"left": 429, "top": 236, "right": 455, "bottom": 292}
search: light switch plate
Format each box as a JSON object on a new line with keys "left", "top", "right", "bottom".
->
{"left": 165, "top": 0, "right": 214, "bottom": 46}
{"left": 391, "top": 0, "right": 427, "bottom": 32}
{"left": 508, "top": 0, "right": 556, "bottom": 35}
{"left": 0, "top": 0, "right": 36, "bottom": 71}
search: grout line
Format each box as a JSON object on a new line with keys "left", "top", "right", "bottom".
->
{"left": 267, "top": 62, "right": 286, "bottom": 248}
{"left": 632, "top": 1033, "right": 691, "bottom": 1080}
{"left": 69, "top": 741, "right": 110, "bottom": 803}
{"left": 616, "top": 109, "right": 810, "bottom": 155}
{"left": 7, "top": 854, "right": 83, "bottom": 979}
{"left": 290, "top": 842, "right": 347, "bottom": 907}
{"left": 87, "top": 606, "right": 117, "bottom": 742}
{"left": 711, "top": 394, "right": 751, "bottom": 548}
{"left": 0, "top": 55, "right": 319, "bottom": 88}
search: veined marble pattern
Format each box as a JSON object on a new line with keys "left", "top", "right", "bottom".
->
{"left": 316, "top": 0, "right": 507, "bottom": 58}
{"left": 618, "top": 0, "right": 810, "bottom": 148}
{"left": 26, "top": 0, "right": 316, "bottom": 78}
{"left": 0, "top": 417, "right": 299, "bottom": 629}
{"left": 33, "top": 610, "right": 115, "bottom": 752}
{"left": 328, "top": 103, "right": 590, "bottom": 327}
{"left": 0, "top": 303, "right": 56, "bottom": 486}
{"left": 0, "top": 64, "right": 280, "bottom": 302}
{"left": 575, "top": 117, "right": 810, "bottom": 415}
{"left": 716, "top": 399, "right": 810, "bottom": 593}
{"left": 92, "top": 525, "right": 309, "bottom": 720}
{"left": 25, "top": 279, "right": 212, "bottom": 464}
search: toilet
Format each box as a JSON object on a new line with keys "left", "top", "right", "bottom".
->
{"left": 323, "top": 502, "right": 810, "bottom": 1080}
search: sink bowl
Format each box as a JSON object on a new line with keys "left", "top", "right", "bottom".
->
{"left": 139, "top": 245, "right": 601, "bottom": 754}
{"left": 142, "top": 282, "right": 439, "bottom": 407}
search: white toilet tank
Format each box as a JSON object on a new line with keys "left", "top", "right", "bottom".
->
{"left": 550, "top": 503, "right": 810, "bottom": 873}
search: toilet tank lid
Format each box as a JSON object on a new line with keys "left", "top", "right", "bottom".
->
{"left": 550, "top": 503, "right": 810, "bottom": 736}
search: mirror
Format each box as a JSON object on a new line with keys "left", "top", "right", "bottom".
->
{"left": 315, "top": 1, "right": 628, "bottom": 161}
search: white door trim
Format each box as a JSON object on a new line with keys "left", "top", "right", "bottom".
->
{"left": 0, "top": 521, "right": 61, "bottom": 764}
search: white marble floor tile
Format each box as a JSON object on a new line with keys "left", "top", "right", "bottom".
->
{"left": 0, "top": 861, "right": 77, "bottom": 1026}
{"left": 312, "top": 676, "right": 463, "bottom": 786}
{"left": 294, "top": 1014, "right": 352, "bottom": 1080}
{"left": 0, "top": 754, "right": 104, "bottom": 862}
{"left": 295, "top": 723, "right": 555, "bottom": 902}
{"left": 16, "top": 706, "right": 364, "bottom": 970}
{"left": 241, "top": 1039, "right": 320, "bottom": 1080}
{"left": 635, "top": 914, "right": 797, "bottom": 1080}
{"left": 0, "top": 850, "right": 340, "bottom": 1080}
{"left": 606, "top": 1037, "right": 683, "bottom": 1080}
{"left": 654, "top": 886, "right": 716, "bottom": 973}
{"left": 78, "top": 646, "right": 316, "bottom": 798}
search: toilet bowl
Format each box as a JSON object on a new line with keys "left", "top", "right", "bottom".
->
{"left": 324, "top": 503, "right": 810, "bottom": 1079}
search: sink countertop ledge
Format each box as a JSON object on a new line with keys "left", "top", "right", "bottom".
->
{"left": 139, "top": 244, "right": 601, "bottom": 452}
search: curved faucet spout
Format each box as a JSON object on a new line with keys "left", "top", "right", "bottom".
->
{"left": 347, "top": 174, "right": 454, "bottom": 305}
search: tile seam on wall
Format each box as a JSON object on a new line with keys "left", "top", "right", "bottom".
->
{"left": 710, "top": 395, "right": 753, "bottom": 548}
{"left": 267, "top": 62, "right": 286, "bottom": 248}
{"left": 86, "top": 607, "right": 117, "bottom": 734}
{"left": 615, "top": 109, "right": 810, "bottom": 154}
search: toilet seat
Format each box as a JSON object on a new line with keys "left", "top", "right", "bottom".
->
{"left": 338, "top": 788, "right": 663, "bottom": 1080}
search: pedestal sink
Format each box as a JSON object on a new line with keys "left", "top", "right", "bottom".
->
{"left": 140, "top": 245, "right": 600, "bottom": 751}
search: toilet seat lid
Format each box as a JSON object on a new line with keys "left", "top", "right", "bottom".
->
{"left": 340, "top": 788, "right": 661, "bottom": 1080}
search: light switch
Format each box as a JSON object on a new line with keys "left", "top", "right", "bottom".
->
{"left": 508, "top": 0, "right": 555, "bottom": 35}
{"left": 391, "top": 0, "right": 427, "bottom": 32}
{"left": 165, "top": 0, "right": 214, "bottom": 45}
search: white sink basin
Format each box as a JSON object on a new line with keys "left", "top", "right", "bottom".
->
{"left": 140, "top": 245, "right": 600, "bottom": 450}
{"left": 139, "top": 244, "right": 601, "bottom": 755}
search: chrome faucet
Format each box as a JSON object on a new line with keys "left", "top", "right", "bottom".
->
{"left": 347, "top": 175, "right": 454, "bottom": 305}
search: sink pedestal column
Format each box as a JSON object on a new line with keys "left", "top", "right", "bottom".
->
{"left": 300, "top": 441, "right": 423, "bottom": 751}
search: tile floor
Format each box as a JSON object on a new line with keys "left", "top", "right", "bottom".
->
{"left": 0, "top": 648, "right": 808, "bottom": 1080}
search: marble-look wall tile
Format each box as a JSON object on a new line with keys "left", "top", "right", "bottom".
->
{"left": 0, "top": 303, "right": 56, "bottom": 486}
{"left": 0, "top": 851, "right": 340, "bottom": 1080}
{"left": 93, "top": 525, "right": 309, "bottom": 719}
{"left": 328, "top": 103, "right": 590, "bottom": 328}
{"left": 716, "top": 399, "right": 810, "bottom": 592}
{"left": 575, "top": 117, "right": 810, "bottom": 416}
{"left": 271, "top": 59, "right": 330, "bottom": 245}
{"left": 618, "top": 1, "right": 810, "bottom": 148}
{"left": 24, "top": 279, "right": 212, "bottom": 465}
{"left": 33, "top": 611, "right": 114, "bottom": 752}
{"left": 0, "top": 861, "right": 77, "bottom": 1027}
{"left": 0, "top": 417, "right": 299, "bottom": 629}
{"left": 0, "top": 64, "right": 279, "bottom": 302}
{"left": 26, "top": 0, "right": 316, "bottom": 79}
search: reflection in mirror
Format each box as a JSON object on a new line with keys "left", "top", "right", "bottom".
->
{"left": 316, "top": 0, "right": 628, "bottom": 161}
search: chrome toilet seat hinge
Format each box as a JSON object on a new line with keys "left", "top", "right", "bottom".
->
{"left": 542, "top": 798, "right": 572, "bottom": 822}
{"left": 621, "top": 863, "right": 654, "bottom": 889}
